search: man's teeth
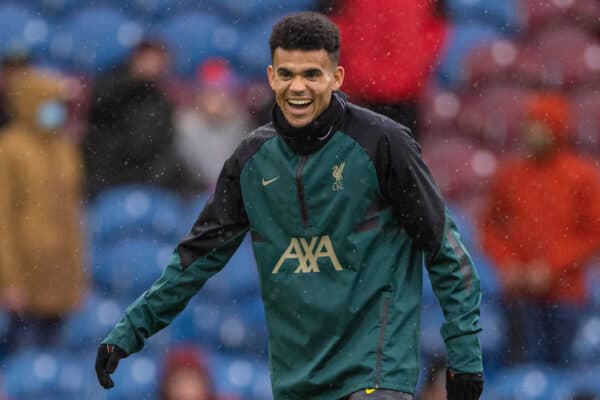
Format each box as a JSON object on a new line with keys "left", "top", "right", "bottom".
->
{"left": 288, "top": 99, "right": 311, "bottom": 105}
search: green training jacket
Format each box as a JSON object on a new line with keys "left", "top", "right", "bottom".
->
{"left": 103, "top": 93, "right": 482, "bottom": 400}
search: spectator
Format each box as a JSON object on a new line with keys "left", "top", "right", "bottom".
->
{"left": 480, "top": 93, "right": 600, "bottom": 366}
{"left": 329, "top": 0, "right": 447, "bottom": 136}
{"left": 174, "top": 58, "right": 250, "bottom": 191}
{"left": 159, "top": 345, "right": 215, "bottom": 400}
{"left": 0, "top": 67, "right": 87, "bottom": 355}
{"left": 82, "top": 39, "right": 186, "bottom": 198}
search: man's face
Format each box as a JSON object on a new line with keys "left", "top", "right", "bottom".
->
{"left": 267, "top": 48, "right": 344, "bottom": 128}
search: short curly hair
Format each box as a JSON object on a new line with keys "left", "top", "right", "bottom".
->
{"left": 269, "top": 12, "right": 340, "bottom": 63}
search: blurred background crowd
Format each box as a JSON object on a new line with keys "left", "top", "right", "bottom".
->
{"left": 0, "top": 0, "right": 599, "bottom": 399}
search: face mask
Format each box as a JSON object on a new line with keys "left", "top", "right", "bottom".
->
{"left": 36, "top": 100, "right": 67, "bottom": 130}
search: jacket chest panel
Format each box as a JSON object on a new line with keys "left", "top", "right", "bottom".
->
{"left": 241, "top": 133, "right": 380, "bottom": 239}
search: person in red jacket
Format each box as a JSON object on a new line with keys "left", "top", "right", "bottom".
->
{"left": 480, "top": 93, "right": 600, "bottom": 365}
{"left": 329, "top": 0, "right": 447, "bottom": 136}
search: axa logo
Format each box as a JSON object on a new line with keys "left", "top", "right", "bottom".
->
{"left": 272, "top": 235, "right": 344, "bottom": 274}
{"left": 332, "top": 161, "right": 345, "bottom": 191}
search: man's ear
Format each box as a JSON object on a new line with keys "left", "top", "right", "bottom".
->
{"left": 267, "top": 65, "right": 275, "bottom": 90}
{"left": 332, "top": 65, "right": 345, "bottom": 91}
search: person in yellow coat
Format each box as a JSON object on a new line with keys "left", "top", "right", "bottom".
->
{"left": 0, "top": 67, "right": 87, "bottom": 355}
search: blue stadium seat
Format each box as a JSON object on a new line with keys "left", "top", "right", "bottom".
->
{"left": 171, "top": 294, "right": 267, "bottom": 355}
{"left": 88, "top": 184, "right": 184, "bottom": 246}
{"left": 106, "top": 353, "right": 159, "bottom": 400}
{"left": 61, "top": 291, "right": 127, "bottom": 349}
{"left": 436, "top": 23, "right": 504, "bottom": 89}
{"left": 159, "top": 12, "right": 222, "bottom": 76}
{"left": 219, "top": 0, "right": 316, "bottom": 21}
{"left": 445, "top": 0, "right": 522, "bottom": 34}
{"left": 3, "top": 349, "right": 101, "bottom": 400}
{"left": 208, "top": 352, "right": 272, "bottom": 400}
{"left": 60, "top": 6, "right": 140, "bottom": 74}
{"left": 568, "top": 365, "right": 600, "bottom": 398}
{"left": 235, "top": 18, "right": 278, "bottom": 79}
{"left": 487, "top": 365, "right": 572, "bottom": 400}
{"left": 572, "top": 311, "right": 600, "bottom": 365}
{"left": 91, "top": 236, "right": 174, "bottom": 300}
{"left": 28, "top": 0, "right": 83, "bottom": 18}
{"left": 0, "top": 4, "right": 46, "bottom": 58}
{"left": 200, "top": 234, "right": 260, "bottom": 301}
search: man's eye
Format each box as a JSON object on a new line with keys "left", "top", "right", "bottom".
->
{"left": 304, "top": 71, "right": 321, "bottom": 79}
{"left": 278, "top": 71, "right": 292, "bottom": 79}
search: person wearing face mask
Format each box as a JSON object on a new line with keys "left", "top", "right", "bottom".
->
{"left": 0, "top": 67, "right": 87, "bottom": 356}
{"left": 480, "top": 93, "right": 600, "bottom": 366}
{"left": 95, "top": 13, "right": 483, "bottom": 400}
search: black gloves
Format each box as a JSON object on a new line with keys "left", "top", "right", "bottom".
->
{"left": 446, "top": 368, "right": 483, "bottom": 400}
{"left": 95, "top": 343, "right": 128, "bottom": 389}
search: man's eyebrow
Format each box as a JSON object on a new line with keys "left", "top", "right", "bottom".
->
{"left": 303, "top": 68, "right": 322, "bottom": 75}
{"left": 276, "top": 67, "right": 292, "bottom": 74}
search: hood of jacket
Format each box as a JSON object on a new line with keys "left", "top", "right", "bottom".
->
{"left": 6, "top": 68, "right": 66, "bottom": 134}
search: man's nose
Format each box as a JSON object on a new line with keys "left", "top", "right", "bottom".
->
{"left": 289, "top": 75, "right": 306, "bottom": 92}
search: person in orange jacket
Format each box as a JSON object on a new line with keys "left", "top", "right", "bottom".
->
{"left": 480, "top": 93, "right": 600, "bottom": 365}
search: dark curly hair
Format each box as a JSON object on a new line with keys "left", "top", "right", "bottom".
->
{"left": 269, "top": 12, "right": 340, "bottom": 63}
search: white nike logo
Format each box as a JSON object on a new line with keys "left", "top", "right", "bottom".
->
{"left": 262, "top": 176, "right": 280, "bottom": 186}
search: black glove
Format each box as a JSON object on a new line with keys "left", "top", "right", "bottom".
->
{"left": 95, "top": 343, "right": 128, "bottom": 389}
{"left": 446, "top": 368, "right": 483, "bottom": 400}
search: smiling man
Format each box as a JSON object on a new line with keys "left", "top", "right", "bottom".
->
{"left": 95, "top": 12, "right": 483, "bottom": 400}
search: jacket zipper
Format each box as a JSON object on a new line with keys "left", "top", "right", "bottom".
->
{"left": 296, "top": 156, "right": 309, "bottom": 227}
{"left": 375, "top": 296, "right": 391, "bottom": 388}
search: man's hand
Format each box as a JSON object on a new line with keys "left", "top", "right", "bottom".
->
{"left": 446, "top": 368, "right": 483, "bottom": 400}
{"left": 95, "top": 344, "right": 128, "bottom": 389}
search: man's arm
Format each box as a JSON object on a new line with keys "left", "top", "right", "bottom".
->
{"left": 377, "top": 127, "right": 483, "bottom": 374}
{"left": 99, "top": 149, "right": 250, "bottom": 355}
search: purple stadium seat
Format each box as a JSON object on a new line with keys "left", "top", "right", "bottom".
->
{"left": 420, "top": 88, "right": 461, "bottom": 136}
{"left": 463, "top": 39, "right": 520, "bottom": 86}
{"left": 421, "top": 135, "right": 499, "bottom": 202}
{"left": 570, "top": 89, "right": 600, "bottom": 157}
{"left": 456, "top": 85, "right": 533, "bottom": 148}
{"left": 520, "top": 0, "right": 600, "bottom": 34}
{"left": 513, "top": 25, "right": 600, "bottom": 90}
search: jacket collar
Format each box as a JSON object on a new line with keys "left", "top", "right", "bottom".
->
{"left": 272, "top": 91, "right": 347, "bottom": 155}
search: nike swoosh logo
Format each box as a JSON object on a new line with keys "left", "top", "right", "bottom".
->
{"left": 262, "top": 176, "right": 280, "bottom": 186}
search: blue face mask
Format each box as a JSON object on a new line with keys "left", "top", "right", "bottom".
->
{"left": 36, "top": 100, "right": 67, "bottom": 130}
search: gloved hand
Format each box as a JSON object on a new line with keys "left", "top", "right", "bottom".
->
{"left": 446, "top": 368, "right": 483, "bottom": 400}
{"left": 95, "top": 343, "right": 128, "bottom": 389}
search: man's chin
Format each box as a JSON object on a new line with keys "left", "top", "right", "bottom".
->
{"left": 286, "top": 115, "right": 313, "bottom": 128}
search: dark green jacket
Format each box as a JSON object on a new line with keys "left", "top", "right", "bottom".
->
{"left": 104, "top": 94, "right": 482, "bottom": 400}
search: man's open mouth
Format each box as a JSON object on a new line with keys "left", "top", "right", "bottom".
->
{"left": 287, "top": 98, "right": 312, "bottom": 111}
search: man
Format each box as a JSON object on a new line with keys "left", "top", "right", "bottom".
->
{"left": 95, "top": 13, "right": 483, "bottom": 400}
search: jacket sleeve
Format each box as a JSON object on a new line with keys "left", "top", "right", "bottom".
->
{"left": 377, "top": 128, "right": 483, "bottom": 373}
{"left": 102, "top": 150, "right": 250, "bottom": 354}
